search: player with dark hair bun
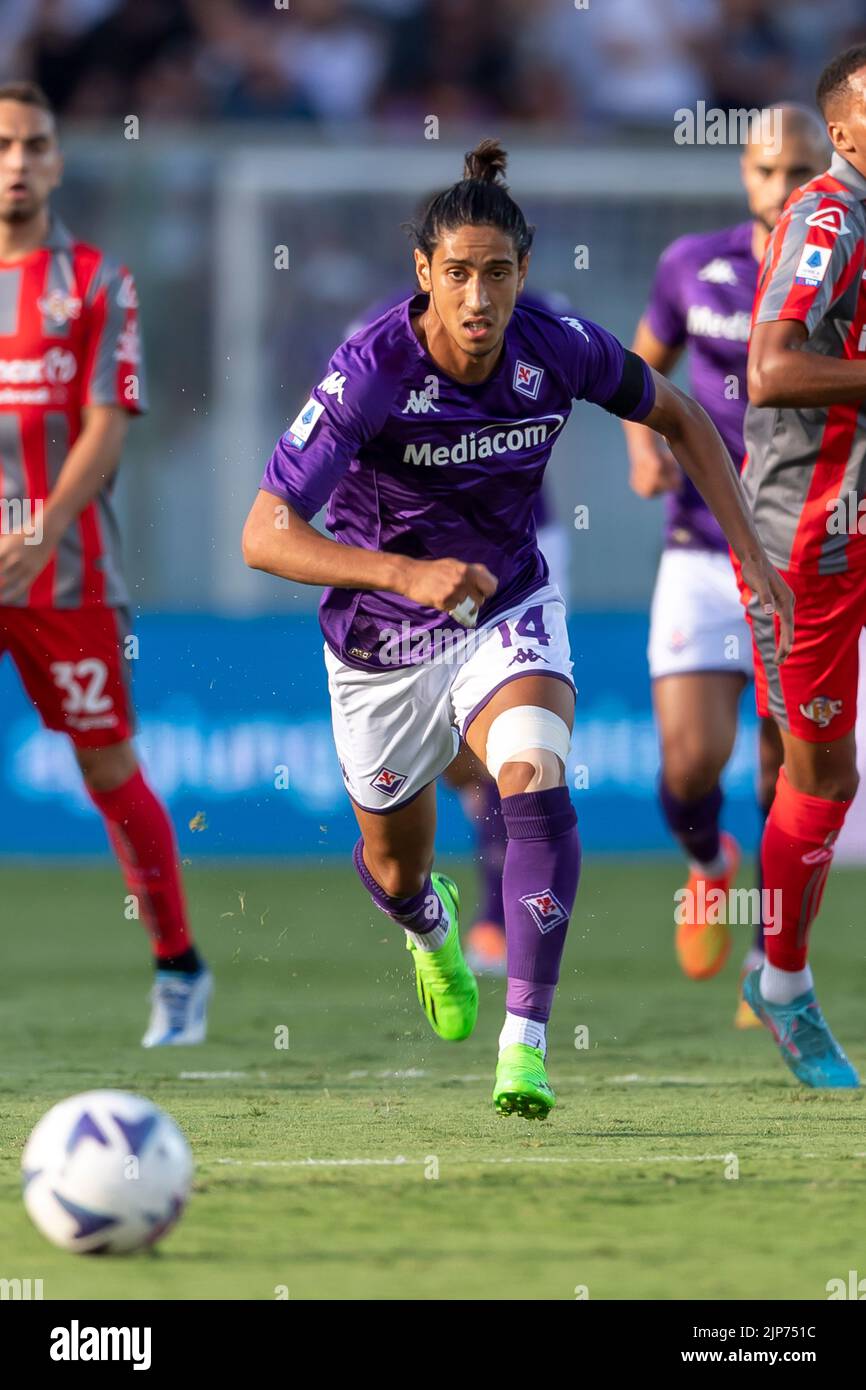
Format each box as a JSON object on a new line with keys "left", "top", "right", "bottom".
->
{"left": 244, "top": 140, "right": 791, "bottom": 1119}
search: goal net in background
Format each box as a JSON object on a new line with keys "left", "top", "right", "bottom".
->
{"left": 211, "top": 142, "right": 746, "bottom": 613}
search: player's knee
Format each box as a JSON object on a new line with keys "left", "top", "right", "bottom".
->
{"left": 497, "top": 750, "right": 563, "bottom": 797}
{"left": 804, "top": 765, "right": 860, "bottom": 803}
{"left": 661, "top": 745, "right": 725, "bottom": 801}
{"left": 76, "top": 740, "right": 138, "bottom": 793}
{"left": 484, "top": 705, "right": 571, "bottom": 796}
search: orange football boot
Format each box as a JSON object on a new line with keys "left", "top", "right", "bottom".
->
{"left": 465, "top": 921, "right": 507, "bottom": 977}
{"left": 675, "top": 832, "right": 740, "bottom": 980}
{"left": 734, "top": 963, "right": 765, "bottom": 1028}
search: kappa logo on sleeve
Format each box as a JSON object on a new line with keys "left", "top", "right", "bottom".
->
{"left": 795, "top": 243, "right": 832, "bottom": 287}
{"left": 560, "top": 316, "right": 590, "bottom": 341}
{"left": 319, "top": 370, "right": 346, "bottom": 405}
{"left": 285, "top": 397, "right": 325, "bottom": 450}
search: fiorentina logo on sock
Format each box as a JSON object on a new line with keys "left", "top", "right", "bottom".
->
{"left": 370, "top": 765, "right": 407, "bottom": 797}
{"left": 520, "top": 889, "right": 569, "bottom": 934}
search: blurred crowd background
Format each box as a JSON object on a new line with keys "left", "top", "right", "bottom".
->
{"left": 1, "top": 0, "right": 865, "bottom": 131}
{"left": 7, "top": 1, "right": 866, "bottom": 852}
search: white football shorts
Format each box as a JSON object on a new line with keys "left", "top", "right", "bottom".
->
{"left": 648, "top": 547, "right": 753, "bottom": 681}
{"left": 324, "top": 581, "right": 575, "bottom": 812}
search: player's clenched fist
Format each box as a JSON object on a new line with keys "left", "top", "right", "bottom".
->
{"left": 402, "top": 558, "right": 498, "bottom": 625}
{"left": 628, "top": 438, "right": 680, "bottom": 498}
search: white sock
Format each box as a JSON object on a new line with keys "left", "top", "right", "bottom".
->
{"left": 742, "top": 947, "right": 765, "bottom": 974}
{"left": 404, "top": 918, "right": 449, "bottom": 952}
{"left": 499, "top": 1012, "right": 547, "bottom": 1056}
{"left": 689, "top": 849, "right": 727, "bottom": 878}
{"left": 760, "top": 961, "right": 814, "bottom": 1005}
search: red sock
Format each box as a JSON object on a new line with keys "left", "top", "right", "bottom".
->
{"left": 761, "top": 768, "right": 851, "bottom": 971}
{"left": 88, "top": 768, "right": 193, "bottom": 960}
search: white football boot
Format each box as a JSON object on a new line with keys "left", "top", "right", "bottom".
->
{"left": 141, "top": 967, "right": 213, "bottom": 1047}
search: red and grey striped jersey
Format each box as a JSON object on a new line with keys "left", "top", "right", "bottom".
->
{"left": 742, "top": 151, "right": 866, "bottom": 574}
{"left": 0, "top": 216, "right": 147, "bottom": 607}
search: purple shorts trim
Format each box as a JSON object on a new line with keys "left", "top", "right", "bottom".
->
{"left": 461, "top": 670, "right": 576, "bottom": 740}
{"left": 347, "top": 777, "right": 436, "bottom": 817}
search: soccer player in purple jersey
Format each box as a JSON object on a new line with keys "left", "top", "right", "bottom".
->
{"left": 623, "top": 107, "right": 827, "bottom": 1024}
{"left": 243, "top": 140, "right": 791, "bottom": 1119}
{"left": 349, "top": 282, "right": 572, "bottom": 978}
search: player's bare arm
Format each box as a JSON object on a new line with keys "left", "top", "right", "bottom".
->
{"left": 749, "top": 317, "right": 866, "bottom": 406}
{"left": 0, "top": 404, "right": 128, "bottom": 604}
{"left": 642, "top": 370, "right": 794, "bottom": 661}
{"left": 623, "top": 319, "right": 683, "bottom": 497}
{"left": 242, "top": 488, "right": 498, "bottom": 616}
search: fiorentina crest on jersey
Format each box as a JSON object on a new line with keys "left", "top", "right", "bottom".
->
{"left": 519, "top": 889, "right": 569, "bottom": 933}
{"left": 513, "top": 360, "right": 544, "bottom": 399}
{"left": 370, "top": 765, "right": 407, "bottom": 797}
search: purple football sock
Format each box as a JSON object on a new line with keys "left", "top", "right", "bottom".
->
{"left": 500, "top": 786, "right": 581, "bottom": 1023}
{"left": 351, "top": 838, "right": 445, "bottom": 934}
{"left": 459, "top": 778, "right": 506, "bottom": 927}
{"left": 658, "top": 779, "right": 722, "bottom": 867}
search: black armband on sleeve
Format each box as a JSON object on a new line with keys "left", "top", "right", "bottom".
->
{"left": 601, "top": 350, "right": 650, "bottom": 419}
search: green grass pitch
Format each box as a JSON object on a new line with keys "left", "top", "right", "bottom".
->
{"left": 1, "top": 856, "right": 864, "bottom": 1301}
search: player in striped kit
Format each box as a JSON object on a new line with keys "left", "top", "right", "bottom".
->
{"left": 737, "top": 46, "right": 866, "bottom": 1087}
{"left": 623, "top": 108, "right": 827, "bottom": 1024}
{"left": 244, "top": 140, "right": 791, "bottom": 1117}
{"left": 0, "top": 82, "right": 210, "bottom": 1045}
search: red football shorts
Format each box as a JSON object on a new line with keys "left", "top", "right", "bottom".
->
{"left": 0, "top": 605, "right": 134, "bottom": 747}
{"left": 734, "top": 557, "right": 866, "bottom": 742}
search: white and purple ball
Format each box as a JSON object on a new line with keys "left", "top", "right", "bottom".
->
{"left": 22, "top": 1090, "right": 193, "bottom": 1255}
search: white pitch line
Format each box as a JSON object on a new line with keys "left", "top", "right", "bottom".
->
{"left": 179, "top": 1071, "right": 263, "bottom": 1080}
{"left": 213, "top": 1152, "right": 737, "bottom": 1171}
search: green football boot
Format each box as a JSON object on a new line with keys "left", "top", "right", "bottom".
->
{"left": 405, "top": 872, "right": 478, "bottom": 1041}
{"left": 493, "top": 1043, "right": 556, "bottom": 1119}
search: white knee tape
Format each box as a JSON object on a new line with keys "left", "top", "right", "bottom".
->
{"left": 484, "top": 705, "right": 572, "bottom": 785}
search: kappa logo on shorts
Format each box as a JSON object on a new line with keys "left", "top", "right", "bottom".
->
{"left": 507, "top": 648, "right": 549, "bottom": 667}
{"left": 370, "top": 766, "right": 407, "bottom": 797}
{"left": 520, "top": 889, "right": 569, "bottom": 934}
{"left": 799, "top": 695, "right": 843, "bottom": 729}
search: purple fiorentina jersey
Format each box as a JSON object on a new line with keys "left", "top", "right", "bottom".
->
{"left": 645, "top": 222, "right": 757, "bottom": 552}
{"left": 262, "top": 293, "right": 654, "bottom": 670}
{"left": 348, "top": 289, "right": 574, "bottom": 530}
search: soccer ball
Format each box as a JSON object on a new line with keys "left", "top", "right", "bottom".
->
{"left": 22, "top": 1090, "right": 193, "bottom": 1255}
